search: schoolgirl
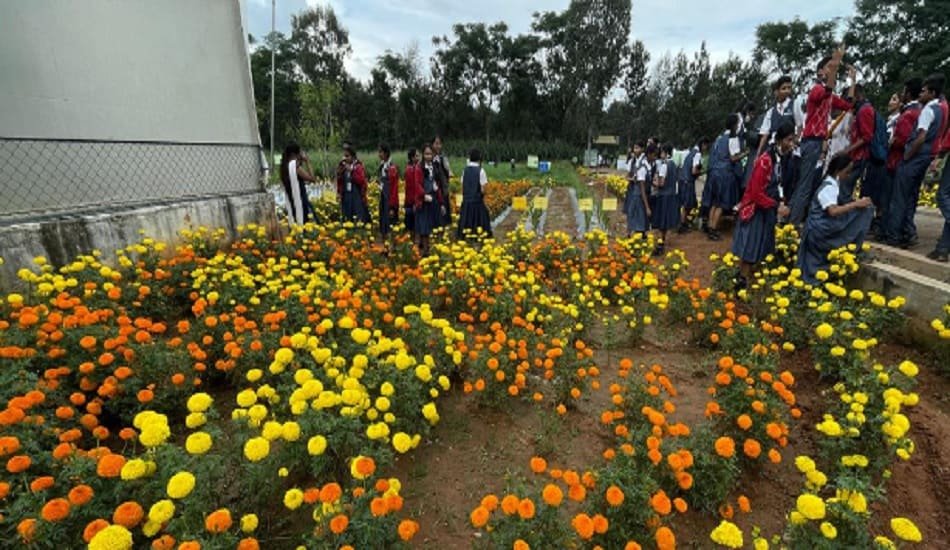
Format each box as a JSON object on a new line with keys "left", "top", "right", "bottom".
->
{"left": 403, "top": 149, "right": 422, "bottom": 241}
{"left": 432, "top": 135, "right": 453, "bottom": 227}
{"left": 798, "top": 154, "right": 874, "bottom": 284}
{"left": 625, "top": 144, "right": 656, "bottom": 237}
{"left": 377, "top": 144, "right": 400, "bottom": 242}
{"left": 731, "top": 122, "right": 796, "bottom": 289}
{"left": 413, "top": 145, "right": 442, "bottom": 256}
{"left": 706, "top": 113, "right": 746, "bottom": 241}
{"left": 337, "top": 145, "right": 371, "bottom": 224}
{"left": 279, "top": 142, "right": 316, "bottom": 226}
{"left": 457, "top": 148, "right": 493, "bottom": 239}
{"left": 679, "top": 137, "right": 709, "bottom": 233}
{"left": 651, "top": 143, "right": 679, "bottom": 255}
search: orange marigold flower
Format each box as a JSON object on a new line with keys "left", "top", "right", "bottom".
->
{"left": 655, "top": 526, "right": 676, "bottom": 550}
{"left": 625, "top": 542, "right": 643, "bottom": 550}
{"left": 737, "top": 495, "right": 751, "bottom": 513}
{"left": 501, "top": 494, "right": 520, "bottom": 515}
{"left": 205, "top": 508, "right": 233, "bottom": 533}
{"left": 517, "top": 498, "right": 536, "bottom": 519}
{"left": 83, "top": 519, "right": 109, "bottom": 543}
{"left": 572, "top": 513, "right": 594, "bottom": 540}
{"left": 480, "top": 494, "right": 499, "bottom": 511}
{"left": 568, "top": 483, "right": 587, "bottom": 502}
{"left": 513, "top": 540, "right": 530, "bottom": 550}
{"left": 68, "top": 484, "right": 94, "bottom": 506}
{"left": 113, "top": 500, "right": 145, "bottom": 527}
{"left": 178, "top": 542, "right": 201, "bottom": 550}
{"left": 236, "top": 538, "right": 259, "bottom": 550}
{"left": 41, "top": 497, "right": 71, "bottom": 522}
{"left": 743, "top": 438, "right": 762, "bottom": 458}
{"left": 6, "top": 454, "right": 31, "bottom": 473}
{"left": 30, "top": 476, "right": 54, "bottom": 493}
{"left": 370, "top": 497, "right": 389, "bottom": 517}
{"left": 0, "top": 481, "right": 10, "bottom": 499}
{"left": 397, "top": 519, "right": 419, "bottom": 542}
{"left": 0, "top": 436, "right": 21, "bottom": 456}
{"left": 736, "top": 414, "right": 752, "bottom": 430}
{"left": 470, "top": 506, "right": 490, "bottom": 528}
{"left": 529, "top": 456, "right": 547, "bottom": 474}
{"left": 17, "top": 518, "right": 37, "bottom": 542}
{"left": 592, "top": 513, "right": 609, "bottom": 534}
{"left": 714, "top": 437, "right": 735, "bottom": 458}
{"left": 650, "top": 490, "right": 672, "bottom": 515}
{"left": 768, "top": 448, "right": 782, "bottom": 463}
{"left": 151, "top": 535, "right": 176, "bottom": 550}
{"left": 319, "top": 482, "right": 342, "bottom": 504}
{"left": 96, "top": 453, "right": 125, "bottom": 478}
{"left": 542, "top": 484, "right": 563, "bottom": 507}
{"left": 605, "top": 485, "right": 624, "bottom": 507}
{"left": 329, "top": 514, "right": 349, "bottom": 534}
{"left": 673, "top": 497, "right": 688, "bottom": 513}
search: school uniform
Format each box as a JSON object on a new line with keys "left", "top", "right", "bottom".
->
{"left": 378, "top": 159, "right": 400, "bottom": 235}
{"left": 414, "top": 163, "right": 441, "bottom": 237}
{"left": 457, "top": 162, "right": 492, "bottom": 239}
{"left": 742, "top": 113, "right": 765, "bottom": 187}
{"left": 338, "top": 161, "right": 371, "bottom": 224}
{"left": 789, "top": 80, "right": 852, "bottom": 224}
{"left": 732, "top": 150, "right": 783, "bottom": 264}
{"left": 404, "top": 163, "right": 422, "bottom": 234}
{"left": 433, "top": 154, "right": 452, "bottom": 227}
{"left": 885, "top": 98, "right": 942, "bottom": 245}
{"left": 841, "top": 101, "right": 881, "bottom": 205}
{"left": 679, "top": 146, "right": 702, "bottom": 212}
{"left": 625, "top": 156, "right": 651, "bottom": 234}
{"left": 798, "top": 175, "right": 873, "bottom": 284}
{"left": 283, "top": 159, "right": 315, "bottom": 225}
{"left": 758, "top": 99, "right": 797, "bottom": 200}
{"left": 652, "top": 159, "right": 680, "bottom": 230}
{"left": 931, "top": 97, "right": 950, "bottom": 256}
{"left": 708, "top": 131, "right": 743, "bottom": 211}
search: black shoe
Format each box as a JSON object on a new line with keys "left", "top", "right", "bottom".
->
{"left": 707, "top": 230, "right": 721, "bottom": 241}
{"left": 677, "top": 223, "right": 690, "bottom": 234}
{"left": 652, "top": 244, "right": 665, "bottom": 257}
{"left": 899, "top": 237, "right": 919, "bottom": 250}
{"left": 926, "top": 249, "right": 949, "bottom": 262}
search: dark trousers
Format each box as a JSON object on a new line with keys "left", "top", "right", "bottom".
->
{"left": 840, "top": 158, "right": 866, "bottom": 203}
{"left": 883, "top": 154, "right": 931, "bottom": 243}
{"left": 937, "top": 159, "right": 950, "bottom": 252}
{"left": 789, "top": 139, "right": 823, "bottom": 224}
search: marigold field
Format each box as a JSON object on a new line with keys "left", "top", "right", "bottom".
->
{"left": 1, "top": 179, "right": 948, "bottom": 549}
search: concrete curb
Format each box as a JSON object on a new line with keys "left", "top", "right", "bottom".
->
{"left": 857, "top": 261, "right": 950, "bottom": 321}
{"left": 567, "top": 188, "right": 587, "bottom": 239}
{"left": 535, "top": 188, "right": 554, "bottom": 236}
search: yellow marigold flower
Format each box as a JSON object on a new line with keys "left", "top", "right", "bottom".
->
{"left": 167, "top": 471, "right": 196, "bottom": 499}
{"left": 274, "top": 347, "right": 294, "bottom": 365}
{"left": 185, "top": 432, "right": 212, "bottom": 455}
{"left": 753, "top": 538, "right": 769, "bottom": 550}
{"left": 393, "top": 432, "right": 413, "bottom": 454}
{"left": 874, "top": 536, "right": 897, "bottom": 549}
{"left": 820, "top": 521, "right": 837, "bottom": 539}
{"left": 890, "top": 517, "right": 922, "bottom": 542}
{"left": 148, "top": 499, "right": 176, "bottom": 524}
{"left": 307, "top": 435, "right": 328, "bottom": 456}
{"left": 88, "top": 525, "right": 133, "bottom": 550}
{"left": 795, "top": 494, "right": 825, "bottom": 520}
{"left": 120, "top": 459, "right": 148, "bottom": 481}
{"left": 898, "top": 361, "right": 918, "bottom": 378}
{"left": 185, "top": 412, "right": 207, "bottom": 429}
{"left": 709, "top": 520, "right": 744, "bottom": 548}
{"left": 815, "top": 323, "right": 834, "bottom": 339}
{"left": 351, "top": 328, "right": 371, "bottom": 344}
{"left": 794, "top": 455, "right": 816, "bottom": 473}
{"left": 236, "top": 389, "right": 257, "bottom": 408}
{"left": 240, "top": 513, "right": 259, "bottom": 533}
{"left": 186, "top": 392, "right": 213, "bottom": 413}
{"left": 244, "top": 437, "right": 270, "bottom": 462}
{"left": 284, "top": 488, "right": 304, "bottom": 510}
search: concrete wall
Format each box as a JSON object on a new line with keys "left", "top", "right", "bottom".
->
{"left": 0, "top": 0, "right": 258, "bottom": 143}
{"left": 0, "top": 193, "right": 277, "bottom": 291}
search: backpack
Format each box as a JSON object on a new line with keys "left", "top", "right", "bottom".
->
{"left": 866, "top": 104, "right": 889, "bottom": 164}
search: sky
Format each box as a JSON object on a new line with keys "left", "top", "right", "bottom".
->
{"left": 245, "top": 0, "right": 856, "bottom": 82}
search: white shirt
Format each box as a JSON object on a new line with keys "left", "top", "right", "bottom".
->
{"left": 829, "top": 113, "right": 852, "bottom": 159}
{"left": 727, "top": 136, "right": 741, "bottom": 156}
{"left": 818, "top": 177, "right": 839, "bottom": 210}
{"left": 636, "top": 158, "right": 652, "bottom": 182}
{"left": 467, "top": 161, "right": 488, "bottom": 187}
{"left": 887, "top": 112, "right": 899, "bottom": 139}
{"left": 287, "top": 159, "right": 305, "bottom": 226}
{"left": 691, "top": 148, "right": 702, "bottom": 171}
{"left": 917, "top": 98, "right": 940, "bottom": 132}
{"left": 759, "top": 98, "right": 792, "bottom": 136}
{"left": 657, "top": 161, "right": 668, "bottom": 180}
{"left": 793, "top": 93, "right": 807, "bottom": 133}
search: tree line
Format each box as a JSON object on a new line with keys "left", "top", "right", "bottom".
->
{"left": 249, "top": 0, "right": 949, "bottom": 171}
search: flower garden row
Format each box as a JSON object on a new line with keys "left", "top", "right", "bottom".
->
{"left": 0, "top": 200, "right": 943, "bottom": 548}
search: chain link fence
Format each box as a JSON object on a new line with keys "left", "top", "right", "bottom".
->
{"left": 0, "top": 138, "right": 265, "bottom": 225}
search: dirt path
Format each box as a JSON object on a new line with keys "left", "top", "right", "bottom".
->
{"left": 541, "top": 186, "right": 578, "bottom": 236}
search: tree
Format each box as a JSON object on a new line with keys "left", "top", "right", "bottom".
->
{"left": 845, "top": 0, "right": 950, "bottom": 103}
{"left": 291, "top": 5, "right": 351, "bottom": 85}
{"left": 297, "top": 82, "right": 347, "bottom": 178}
{"left": 432, "top": 23, "right": 510, "bottom": 143}
{"left": 753, "top": 18, "right": 840, "bottom": 88}
{"left": 249, "top": 32, "right": 300, "bottom": 154}
{"left": 533, "top": 0, "right": 632, "bottom": 146}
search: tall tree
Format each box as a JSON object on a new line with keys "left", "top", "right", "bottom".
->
{"left": 533, "top": 0, "right": 632, "bottom": 146}
{"left": 249, "top": 32, "right": 300, "bottom": 153}
{"left": 297, "top": 82, "right": 347, "bottom": 178}
{"left": 291, "top": 5, "right": 351, "bottom": 85}
{"left": 753, "top": 18, "right": 840, "bottom": 89}
{"left": 845, "top": 0, "right": 950, "bottom": 102}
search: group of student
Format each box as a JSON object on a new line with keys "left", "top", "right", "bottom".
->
{"left": 279, "top": 136, "right": 494, "bottom": 256}
{"left": 627, "top": 44, "right": 950, "bottom": 288}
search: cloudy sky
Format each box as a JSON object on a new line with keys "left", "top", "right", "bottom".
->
{"left": 245, "top": 0, "right": 855, "bottom": 81}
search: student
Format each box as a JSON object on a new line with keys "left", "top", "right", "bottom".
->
{"left": 926, "top": 74, "right": 950, "bottom": 262}
{"left": 279, "top": 143, "right": 316, "bottom": 226}
{"left": 879, "top": 80, "right": 923, "bottom": 243}
{"left": 413, "top": 145, "right": 442, "bottom": 256}
{"left": 741, "top": 101, "right": 763, "bottom": 188}
{"left": 756, "top": 76, "right": 795, "bottom": 157}
{"left": 731, "top": 123, "right": 796, "bottom": 290}
{"left": 336, "top": 145, "right": 371, "bottom": 224}
{"left": 457, "top": 148, "right": 493, "bottom": 240}
{"left": 885, "top": 75, "right": 944, "bottom": 248}
{"left": 839, "top": 84, "right": 881, "bottom": 206}
{"left": 886, "top": 93, "right": 902, "bottom": 139}
{"left": 798, "top": 155, "right": 874, "bottom": 284}
{"left": 432, "top": 135, "right": 452, "bottom": 227}
{"left": 652, "top": 143, "right": 679, "bottom": 255}
{"left": 625, "top": 144, "right": 655, "bottom": 237}
{"left": 706, "top": 114, "right": 747, "bottom": 241}
{"left": 403, "top": 149, "right": 422, "bottom": 241}
{"left": 678, "top": 137, "right": 709, "bottom": 233}
{"left": 788, "top": 49, "right": 856, "bottom": 224}
{"left": 377, "top": 144, "right": 400, "bottom": 245}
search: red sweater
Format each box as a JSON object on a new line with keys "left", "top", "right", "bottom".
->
{"left": 849, "top": 102, "right": 875, "bottom": 161}
{"left": 803, "top": 81, "right": 852, "bottom": 139}
{"left": 336, "top": 161, "right": 368, "bottom": 200}
{"left": 936, "top": 97, "right": 949, "bottom": 155}
{"left": 404, "top": 164, "right": 422, "bottom": 207}
{"left": 888, "top": 103, "right": 921, "bottom": 172}
{"left": 739, "top": 151, "right": 778, "bottom": 211}
{"left": 383, "top": 163, "right": 400, "bottom": 208}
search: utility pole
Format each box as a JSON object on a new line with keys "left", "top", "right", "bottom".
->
{"left": 269, "top": 0, "right": 276, "bottom": 174}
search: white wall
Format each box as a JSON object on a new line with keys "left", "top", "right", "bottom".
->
{"left": 0, "top": 0, "right": 259, "bottom": 144}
